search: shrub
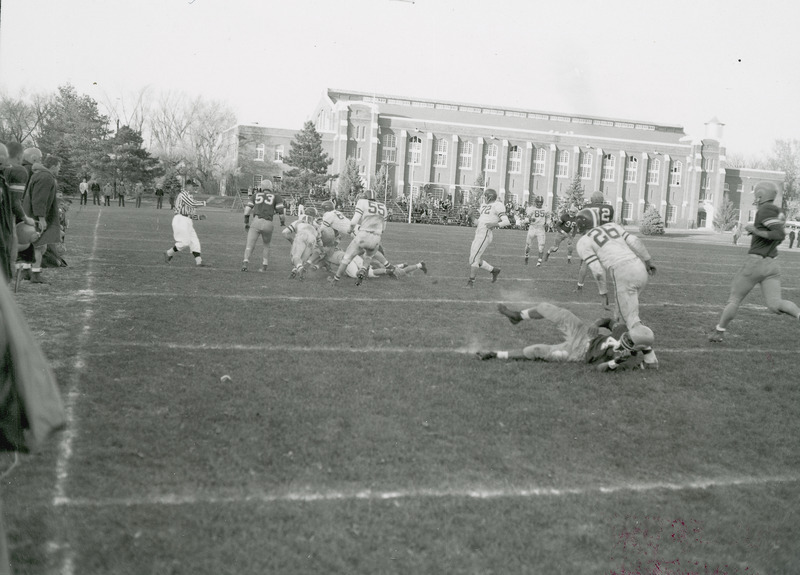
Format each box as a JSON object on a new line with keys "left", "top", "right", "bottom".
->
{"left": 640, "top": 205, "right": 665, "bottom": 235}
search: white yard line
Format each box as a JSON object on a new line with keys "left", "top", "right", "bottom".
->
{"left": 54, "top": 474, "right": 800, "bottom": 508}
{"left": 50, "top": 212, "right": 103, "bottom": 575}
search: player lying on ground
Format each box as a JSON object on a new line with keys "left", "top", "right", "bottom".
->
{"left": 325, "top": 248, "right": 427, "bottom": 280}
{"left": 281, "top": 207, "right": 320, "bottom": 280}
{"left": 476, "top": 303, "right": 652, "bottom": 372}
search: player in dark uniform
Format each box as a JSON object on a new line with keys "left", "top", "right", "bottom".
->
{"left": 576, "top": 191, "right": 615, "bottom": 298}
{"left": 710, "top": 181, "right": 800, "bottom": 342}
{"left": 475, "top": 303, "right": 645, "bottom": 372}
{"left": 543, "top": 205, "right": 579, "bottom": 263}
{"left": 242, "top": 180, "right": 285, "bottom": 272}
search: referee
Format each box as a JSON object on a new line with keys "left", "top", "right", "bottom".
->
{"left": 164, "top": 179, "right": 208, "bottom": 266}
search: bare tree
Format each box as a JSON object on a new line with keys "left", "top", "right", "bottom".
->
{"left": 0, "top": 89, "right": 51, "bottom": 145}
{"left": 96, "top": 86, "right": 153, "bottom": 134}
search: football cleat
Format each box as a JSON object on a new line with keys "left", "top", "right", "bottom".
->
{"left": 465, "top": 279, "right": 475, "bottom": 288}
{"left": 298, "top": 267, "right": 307, "bottom": 281}
{"left": 708, "top": 329, "right": 725, "bottom": 343}
{"left": 241, "top": 262, "right": 248, "bottom": 272}
{"left": 327, "top": 275, "right": 340, "bottom": 285}
{"left": 543, "top": 251, "right": 550, "bottom": 262}
{"left": 164, "top": 251, "right": 173, "bottom": 264}
{"left": 419, "top": 261, "right": 427, "bottom": 274}
{"left": 259, "top": 264, "right": 268, "bottom": 272}
{"left": 576, "top": 284, "right": 583, "bottom": 291}
{"left": 290, "top": 268, "right": 297, "bottom": 279}
{"left": 355, "top": 267, "right": 367, "bottom": 286}
{"left": 497, "top": 304, "right": 522, "bottom": 325}
{"left": 567, "top": 257, "right": 572, "bottom": 264}
{"left": 643, "top": 360, "right": 659, "bottom": 370}
{"left": 536, "top": 259, "right": 542, "bottom": 267}
{"left": 476, "top": 350, "right": 497, "bottom": 361}
{"left": 490, "top": 268, "right": 501, "bottom": 283}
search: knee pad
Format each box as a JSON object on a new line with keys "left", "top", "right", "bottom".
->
{"left": 629, "top": 324, "right": 654, "bottom": 349}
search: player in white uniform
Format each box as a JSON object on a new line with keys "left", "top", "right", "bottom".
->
{"left": 281, "top": 207, "right": 320, "bottom": 280}
{"left": 329, "top": 190, "right": 390, "bottom": 286}
{"left": 523, "top": 195, "right": 548, "bottom": 266}
{"left": 575, "top": 208, "right": 658, "bottom": 369}
{"left": 319, "top": 200, "right": 352, "bottom": 255}
{"left": 466, "top": 189, "right": 510, "bottom": 287}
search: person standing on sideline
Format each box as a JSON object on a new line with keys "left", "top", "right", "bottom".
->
{"left": 117, "top": 182, "right": 126, "bottom": 207}
{"left": 103, "top": 182, "right": 112, "bottom": 206}
{"left": 710, "top": 181, "right": 800, "bottom": 342}
{"left": 242, "top": 179, "right": 285, "bottom": 272}
{"left": 78, "top": 177, "right": 88, "bottom": 206}
{"left": 23, "top": 155, "right": 62, "bottom": 284}
{"left": 134, "top": 181, "right": 144, "bottom": 208}
{"left": 90, "top": 179, "right": 101, "bottom": 205}
{"left": 466, "top": 188, "right": 510, "bottom": 287}
{"left": 0, "top": 143, "right": 35, "bottom": 282}
{"left": 164, "top": 179, "right": 207, "bottom": 267}
{"left": 732, "top": 222, "right": 741, "bottom": 245}
{"left": 154, "top": 186, "right": 164, "bottom": 209}
{"left": 789, "top": 229, "right": 796, "bottom": 249}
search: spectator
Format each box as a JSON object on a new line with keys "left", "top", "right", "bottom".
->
{"left": 789, "top": 229, "right": 796, "bottom": 249}
{"left": 23, "top": 154, "right": 62, "bottom": 284}
{"left": 118, "top": 182, "right": 126, "bottom": 207}
{"left": 90, "top": 179, "right": 101, "bottom": 205}
{"left": 1, "top": 143, "right": 35, "bottom": 282}
{"left": 134, "top": 181, "right": 144, "bottom": 208}
{"left": 78, "top": 177, "right": 88, "bottom": 206}
{"left": 297, "top": 199, "right": 305, "bottom": 219}
{"left": 154, "top": 186, "right": 164, "bottom": 209}
{"left": 732, "top": 222, "right": 741, "bottom": 245}
{"left": 168, "top": 187, "right": 177, "bottom": 210}
{"left": 103, "top": 182, "right": 113, "bottom": 206}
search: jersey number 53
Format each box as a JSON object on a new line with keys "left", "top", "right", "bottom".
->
{"left": 254, "top": 193, "right": 275, "bottom": 205}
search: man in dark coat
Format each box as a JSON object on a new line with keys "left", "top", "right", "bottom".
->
{"left": 23, "top": 155, "right": 61, "bottom": 284}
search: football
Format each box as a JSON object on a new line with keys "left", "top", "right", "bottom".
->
{"left": 16, "top": 222, "right": 40, "bottom": 249}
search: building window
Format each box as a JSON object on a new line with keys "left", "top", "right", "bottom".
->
{"left": 602, "top": 154, "right": 616, "bottom": 181}
{"left": 670, "top": 161, "right": 682, "bottom": 186}
{"left": 253, "top": 175, "right": 263, "bottom": 188}
{"left": 408, "top": 136, "right": 422, "bottom": 165}
{"left": 625, "top": 157, "right": 638, "bottom": 183}
{"left": 724, "top": 182, "right": 730, "bottom": 193}
{"left": 358, "top": 164, "right": 366, "bottom": 175}
{"left": 273, "top": 145, "right": 284, "bottom": 162}
{"left": 556, "top": 150, "right": 570, "bottom": 177}
{"left": 255, "top": 144, "right": 265, "bottom": 161}
{"left": 736, "top": 184, "right": 743, "bottom": 194}
{"left": 622, "top": 201, "right": 633, "bottom": 220}
{"left": 509, "top": 145, "right": 521, "bottom": 173}
{"left": 701, "top": 174, "right": 711, "bottom": 190}
{"left": 647, "top": 159, "right": 660, "bottom": 184}
{"left": 356, "top": 146, "right": 362, "bottom": 161}
{"left": 666, "top": 204, "right": 677, "bottom": 223}
{"left": 485, "top": 143, "right": 498, "bottom": 172}
{"left": 459, "top": 141, "right": 473, "bottom": 170}
{"left": 580, "top": 152, "right": 592, "bottom": 179}
{"left": 355, "top": 125, "right": 366, "bottom": 141}
{"left": 382, "top": 134, "right": 397, "bottom": 163}
{"left": 702, "top": 158, "right": 715, "bottom": 172}
{"left": 533, "top": 148, "right": 546, "bottom": 175}
{"left": 434, "top": 139, "right": 448, "bottom": 168}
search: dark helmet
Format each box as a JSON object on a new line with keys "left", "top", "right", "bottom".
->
{"left": 484, "top": 188, "right": 498, "bottom": 203}
{"left": 575, "top": 207, "right": 601, "bottom": 233}
{"left": 533, "top": 195, "right": 544, "bottom": 208}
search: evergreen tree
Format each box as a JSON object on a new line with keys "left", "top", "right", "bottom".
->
{"left": 337, "top": 157, "right": 364, "bottom": 202}
{"left": 713, "top": 196, "right": 740, "bottom": 232}
{"left": 37, "top": 84, "right": 111, "bottom": 195}
{"left": 97, "top": 125, "right": 163, "bottom": 187}
{"left": 374, "top": 163, "right": 391, "bottom": 202}
{"left": 556, "top": 171, "right": 585, "bottom": 215}
{"left": 281, "top": 121, "right": 334, "bottom": 198}
{"left": 640, "top": 205, "right": 666, "bottom": 235}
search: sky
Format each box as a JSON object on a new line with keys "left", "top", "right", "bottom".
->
{"left": 1, "top": 0, "right": 799, "bottom": 159}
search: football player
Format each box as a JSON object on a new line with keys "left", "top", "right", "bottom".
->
{"left": 476, "top": 303, "right": 645, "bottom": 372}
{"left": 241, "top": 180, "right": 285, "bottom": 272}
{"left": 709, "top": 181, "right": 800, "bottom": 342}
{"left": 466, "top": 188, "right": 510, "bottom": 287}
{"left": 329, "top": 190, "right": 390, "bottom": 286}
{"left": 544, "top": 205, "right": 579, "bottom": 263}
{"left": 574, "top": 207, "right": 658, "bottom": 369}
{"left": 327, "top": 248, "right": 427, "bottom": 280}
{"left": 523, "top": 195, "right": 548, "bottom": 266}
{"left": 282, "top": 207, "right": 320, "bottom": 280}
{"left": 576, "top": 191, "right": 615, "bottom": 302}
{"left": 319, "top": 199, "right": 352, "bottom": 255}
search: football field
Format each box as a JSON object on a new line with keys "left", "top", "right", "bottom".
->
{"left": 6, "top": 204, "right": 800, "bottom": 574}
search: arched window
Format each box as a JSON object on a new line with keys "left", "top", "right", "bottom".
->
{"left": 408, "top": 136, "right": 422, "bottom": 165}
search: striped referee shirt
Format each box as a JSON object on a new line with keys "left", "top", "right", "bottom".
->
{"left": 174, "top": 190, "right": 204, "bottom": 217}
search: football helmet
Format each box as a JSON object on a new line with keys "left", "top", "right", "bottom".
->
{"left": 484, "top": 188, "right": 498, "bottom": 203}
{"left": 575, "top": 208, "right": 601, "bottom": 233}
{"left": 304, "top": 207, "right": 318, "bottom": 218}
{"left": 590, "top": 191, "right": 604, "bottom": 204}
{"left": 753, "top": 181, "right": 779, "bottom": 205}
{"left": 321, "top": 200, "right": 335, "bottom": 212}
{"left": 533, "top": 195, "right": 544, "bottom": 208}
{"left": 568, "top": 204, "right": 579, "bottom": 216}
{"left": 15, "top": 221, "right": 40, "bottom": 249}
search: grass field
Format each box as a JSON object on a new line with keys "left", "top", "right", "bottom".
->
{"left": 5, "top": 203, "right": 800, "bottom": 574}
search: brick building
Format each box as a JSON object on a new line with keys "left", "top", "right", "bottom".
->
{"left": 221, "top": 89, "right": 784, "bottom": 229}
